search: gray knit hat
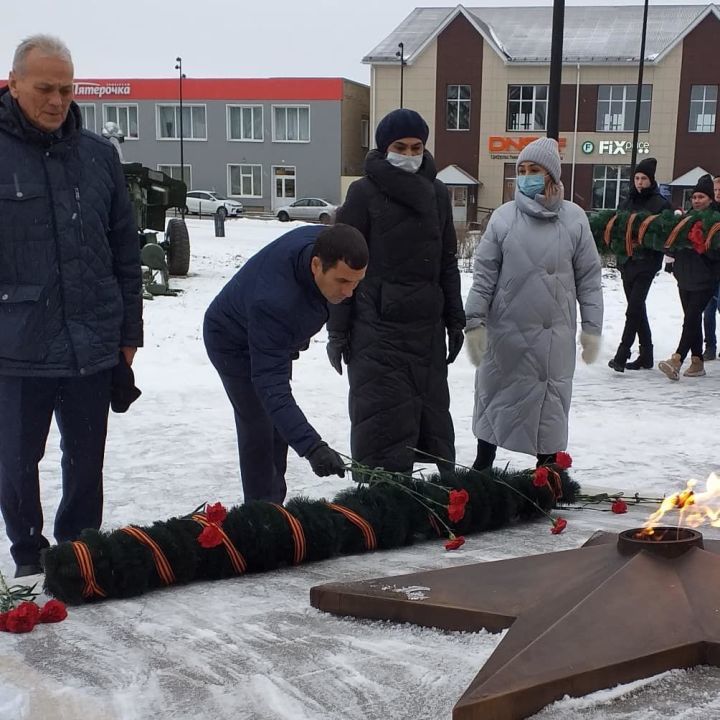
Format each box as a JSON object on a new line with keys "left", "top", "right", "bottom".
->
{"left": 516, "top": 137, "right": 562, "bottom": 184}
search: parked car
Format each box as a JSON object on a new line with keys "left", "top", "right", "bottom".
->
{"left": 185, "top": 191, "right": 243, "bottom": 218}
{"left": 276, "top": 198, "right": 336, "bottom": 223}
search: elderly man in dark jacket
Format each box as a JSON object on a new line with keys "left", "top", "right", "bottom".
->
{"left": 326, "top": 109, "right": 465, "bottom": 475}
{"left": 608, "top": 157, "right": 672, "bottom": 372}
{"left": 0, "top": 35, "right": 143, "bottom": 577}
{"left": 204, "top": 224, "right": 368, "bottom": 504}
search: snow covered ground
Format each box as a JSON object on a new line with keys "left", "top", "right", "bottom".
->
{"left": 2, "top": 216, "right": 720, "bottom": 720}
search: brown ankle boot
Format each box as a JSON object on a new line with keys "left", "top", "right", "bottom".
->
{"left": 683, "top": 356, "right": 706, "bottom": 377}
{"left": 658, "top": 353, "right": 682, "bottom": 381}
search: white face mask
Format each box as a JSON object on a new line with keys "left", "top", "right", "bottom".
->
{"left": 386, "top": 151, "right": 423, "bottom": 173}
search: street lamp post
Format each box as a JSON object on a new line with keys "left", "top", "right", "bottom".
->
{"left": 630, "top": 0, "right": 650, "bottom": 177}
{"left": 395, "top": 42, "right": 405, "bottom": 109}
{"left": 174, "top": 56, "right": 186, "bottom": 216}
{"left": 546, "top": 0, "right": 565, "bottom": 140}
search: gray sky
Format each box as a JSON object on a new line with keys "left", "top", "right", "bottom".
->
{"left": 2, "top": 0, "right": 710, "bottom": 83}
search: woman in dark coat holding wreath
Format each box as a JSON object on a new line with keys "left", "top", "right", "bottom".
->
{"left": 607, "top": 157, "right": 671, "bottom": 372}
{"left": 325, "top": 109, "right": 465, "bottom": 475}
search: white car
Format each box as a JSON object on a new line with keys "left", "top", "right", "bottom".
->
{"left": 276, "top": 198, "right": 336, "bottom": 223}
{"left": 185, "top": 191, "right": 243, "bottom": 218}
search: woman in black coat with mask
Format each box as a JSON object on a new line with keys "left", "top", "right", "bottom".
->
{"left": 325, "top": 109, "right": 465, "bottom": 475}
{"left": 608, "top": 157, "right": 671, "bottom": 372}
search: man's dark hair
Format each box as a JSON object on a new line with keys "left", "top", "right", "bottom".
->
{"left": 312, "top": 223, "right": 368, "bottom": 272}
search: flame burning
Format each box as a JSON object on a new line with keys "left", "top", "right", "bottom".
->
{"left": 639, "top": 473, "right": 720, "bottom": 538}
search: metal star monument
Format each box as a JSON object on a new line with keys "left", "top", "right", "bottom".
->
{"left": 311, "top": 528, "right": 720, "bottom": 719}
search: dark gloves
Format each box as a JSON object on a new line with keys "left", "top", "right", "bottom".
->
{"left": 446, "top": 327, "right": 465, "bottom": 364}
{"left": 327, "top": 331, "right": 350, "bottom": 375}
{"left": 306, "top": 442, "right": 346, "bottom": 478}
{"left": 664, "top": 262, "right": 674, "bottom": 274}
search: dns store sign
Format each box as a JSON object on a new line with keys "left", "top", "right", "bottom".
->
{"left": 488, "top": 136, "right": 567, "bottom": 159}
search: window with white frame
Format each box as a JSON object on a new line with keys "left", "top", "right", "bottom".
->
{"left": 79, "top": 104, "right": 96, "bottom": 133}
{"left": 592, "top": 165, "right": 631, "bottom": 209}
{"left": 447, "top": 85, "right": 471, "bottom": 130}
{"left": 689, "top": 85, "right": 717, "bottom": 133}
{"left": 228, "top": 105, "right": 263, "bottom": 141}
{"left": 273, "top": 106, "right": 310, "bottom": 142}
{"left": 229, "top": 164, "right": 262, "bottom": 197}
{"left": 157, "top": 105, "right": 207, "bottom": 140}
{"left": 157, "top": 164, "right": 192, "bottom": 188}
{"left": 596, "top": 85, "right": 652, "bottom": 132}
{"left": 103, "top": 104, "right": 138, "bottom": 139}
{"left": 360, "top": 117, "right": 369, "bottom": 148}
{"left": 507, "top": 85, "right": 547, "bottom": 131}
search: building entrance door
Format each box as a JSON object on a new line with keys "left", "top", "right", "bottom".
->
{"left": 272, "top": 166, "right": 296, "bottom": 210}
{"left": 450, "top": 186, "right": 468, "bottom": 223}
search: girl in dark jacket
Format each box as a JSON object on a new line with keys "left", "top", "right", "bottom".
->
{"left": 658, "top": 174, "right": 720, "bottom": 380}
{"left": 326, "top": 109, "right": 465, "bottom": 474}
{"left": 608, "top": 158, "right": 671, "bottom": 372}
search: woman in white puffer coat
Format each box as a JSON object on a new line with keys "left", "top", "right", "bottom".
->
{"left": 464, "top": 137, "right": 603, "bottom": 470}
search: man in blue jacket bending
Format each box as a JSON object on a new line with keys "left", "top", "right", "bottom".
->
{"left": 204, "top": 223, "right": 367, "bottom": 503}
{"left": 0, "top": 36, "right": 143, "bottom": 577}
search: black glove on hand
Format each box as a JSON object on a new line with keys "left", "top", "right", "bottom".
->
{"left": 664, "top": 262, "right": 674, "bottom": 274}
{"left": 326, "top": 332, "right": 350, "bottom": 375}
{"left": 307, "top": 442, "right": 346, "bottom": 478}
{"left": 446, "top": 328, "right": 465, "bottom": 364}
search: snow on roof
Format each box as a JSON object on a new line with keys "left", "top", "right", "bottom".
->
{"left": 669, "top": 166, "right": 714, "bottom": 187}
{"left": 364, "top": 4, "right": 719, "bottom": 65}
{"left": 437, "top": 164, "right": 480, "bottom": 185}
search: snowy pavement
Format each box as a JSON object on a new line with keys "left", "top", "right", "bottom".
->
{"left": 1, "top": 217, "right": 720, "bottom": 720}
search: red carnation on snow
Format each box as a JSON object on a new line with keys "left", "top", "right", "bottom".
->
{"left": 445, "top": 535, "right": 465, "bottom": 551}
{"left": 611, "top": 499, "right": 628, "bottom": 514}
{"left": 5, "top": 601, "right": 40, "bottom": 633}
{"left": 205, "top": 502, "right": 228, "bottom": 525}
{"left": 550, "top": 518, "right": 568, "bottom": 535}
{"left": 39, "top": 599, "right": 68, "bottom": 624}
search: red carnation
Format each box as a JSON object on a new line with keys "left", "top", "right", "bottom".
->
{"left": 6, "top": 602, "right": 40, "bottom": 633}
{"left": 197, "top": 524, "right": 224, "bottom": 548}
{"left": 205, "top": 502, "right": 228, "bottom": 525}
{"left": 444, "top": 535, "right": 465, "bottom": 551}
{"left": 448, "top": 489, "right": 469, "bottom": 523}
{"left": 688, "top": 221, "right": 706, "bottom": 254}
{"left": 533, "top": 466, "right": 550, "bottom": 488}
{"left": 611, "top": 499, "right": 628, "bottom": 514}
{"left": 555, "top": 452, "right": 572, "bottom": 470}
{"left": 550, "top": 517, "right": 568, "bottom": 535}
{"left": 39, "top": 599, "right": 68, "bottom": 624}
{"left": 0, "top": 612, "right": 8, "bottom": 632}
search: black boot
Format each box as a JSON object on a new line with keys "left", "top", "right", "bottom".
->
{"left": 608, "top": 344, "right": 631, "bottom": 373}
{"left": 473, "top": 439, "right": 497, "bottom": 471}
{"left": 626, "top": 344, "right": 654, "bottom": 370}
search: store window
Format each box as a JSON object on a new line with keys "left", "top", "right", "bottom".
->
{"left": 103, "top": 104, "right": 139, "bottom": 139}
{"left": 157, "top": 164, "right": 192, "bottom": 188}
{"left": 592, "top": 165, "right": 631, "bottom": 209}
{"left": 229, "top": 164, "right": 262, "bottom": 197}
{"left": 157, "top": 105, "right": 207, "bottom": 140}
{"left": 78, "top": 104, "right": 96, "bottom": 133}
{"left": 507, "top": 85, "right": 547, "bottom": 131}
{"left": 689, "top": 85, "right": 717, "bottom": 133}
{"left": 228, "top": 105, "right": 264, "bottom": 141}
{"left": 273, "top": 106, "right": 310, "bottom": 142}
{"left": 596, "top": 85, "right": 652, "bottom": 132}
{"left": 503, "top": 163, "right": 516, "bottom": 203}
{"left": 447, "top": 85, "right": 471, "bottom": 130}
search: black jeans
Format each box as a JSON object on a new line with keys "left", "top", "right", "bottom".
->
{"left": 473, "top": 439, "right": 556, "bottom": 471}
{"left": 620, "top": 271, "right": 656, "bottom": 349}
{"left": 677, "top": 287, "right": 718, "bottom": 360}
{"left": 0, "top": 372, "right": 111, "bottom": 565}
{"left": 216, "top": 371, "right": 289, "bottom": 504}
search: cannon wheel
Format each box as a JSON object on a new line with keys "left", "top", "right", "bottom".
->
{"left": 166, "top": 218, "right": 190, "bottom": 277}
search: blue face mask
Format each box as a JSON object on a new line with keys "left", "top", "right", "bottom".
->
{"left": 517, "top": 174, "right": 546, "bottom": 198}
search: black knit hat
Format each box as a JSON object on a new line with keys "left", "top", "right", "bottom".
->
{"left": 633, "top": 157, "right": 657, "bottom": 182}
{"left": 692, "top": 173, "right": 715, "bottom": 200}
{"left": 375, "top": 109, "right": 429, "bottom": 153}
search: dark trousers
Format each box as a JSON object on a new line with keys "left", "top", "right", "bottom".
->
{"left": 217, "top": 372, "right": 288, "bottom": 504}
{"left": 473, "top": 438, "right": 556, "bottom": 471}
{"left": 0, "top": 372, "right": 111, "bottom": 565}
{"left": 703, "top": 284, "right": 720, "bottom": 350}
{"left": 620, "top": 271, "right": 656, "bottom": 349}
{"left": 677, "top": 287, "right": 718, "bottom": 360}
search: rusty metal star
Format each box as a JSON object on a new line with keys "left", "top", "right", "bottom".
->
{"left": 310, "top": 529, "right": 720, "bottom": 720}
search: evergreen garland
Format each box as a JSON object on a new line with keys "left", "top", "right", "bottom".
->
{"left": 589, "top": 208, "right": 720, "bottom": 264}
{"left": 43, "top": 466, "right": 579, "bottom": 606}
